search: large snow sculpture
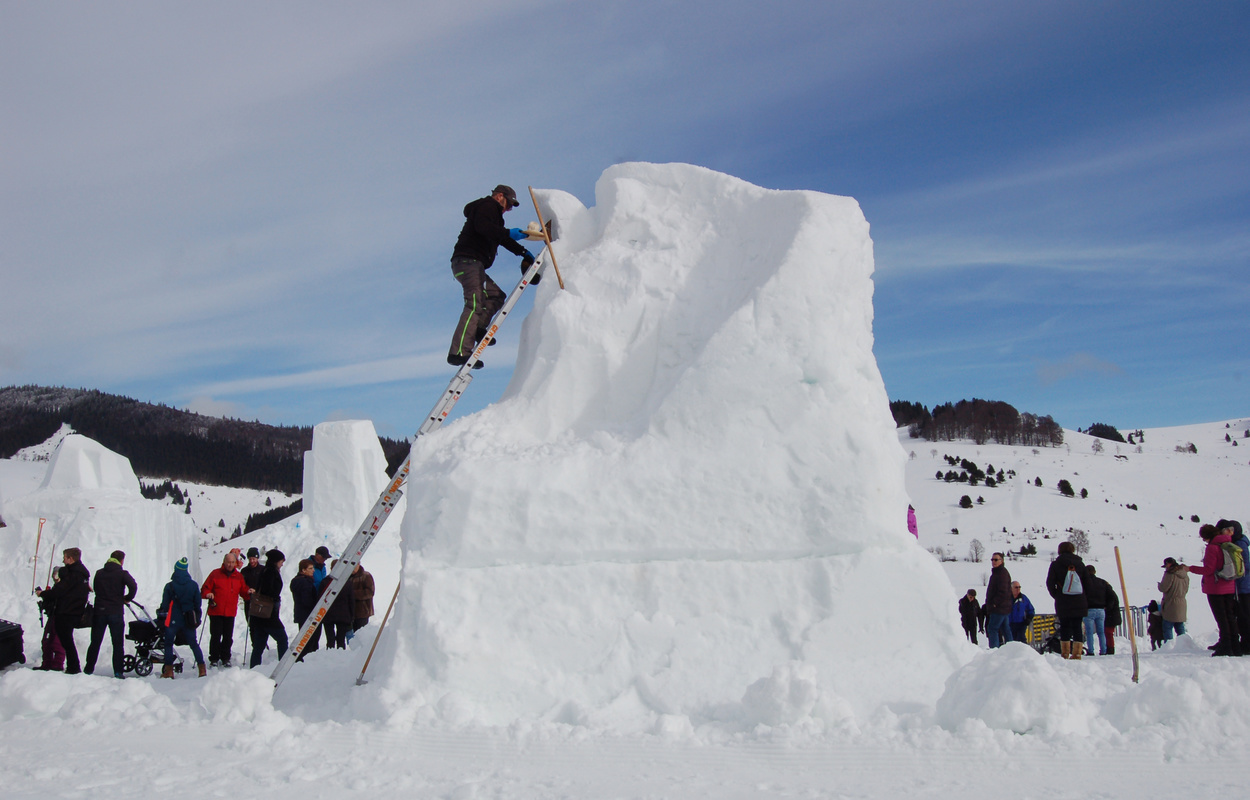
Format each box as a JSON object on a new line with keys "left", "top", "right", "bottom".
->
{"left": 380, "top": 163, "right": 966, "bottom": 730}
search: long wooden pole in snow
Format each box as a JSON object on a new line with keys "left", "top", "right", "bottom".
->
{"left": 356, "top": 581, "right": 401, "bottom": 686}
{"left": 31, "top": 517, "right": 46, "bottom": 593}
{"left": 1114, "top": 546, "right": 1140, "bottom": 683}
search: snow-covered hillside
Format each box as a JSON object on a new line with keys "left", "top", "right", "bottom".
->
{"left": 905, "top": 418, "right": 1249, "bottom": 640}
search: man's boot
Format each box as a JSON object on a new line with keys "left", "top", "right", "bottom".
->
{"left": 160, "top": 664, "right": 174, "bottom": 679}
{"left": 1060, "top": 641, "right": 1071, "bottom": 659}
{"left": 1072, "top": 642, "right": 1084, "bottom": 660}
{"left": 197, "top": 662, "right": 207, "bottom": 678}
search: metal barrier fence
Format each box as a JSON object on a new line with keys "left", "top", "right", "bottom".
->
{"left": 1024, "top": 607, "right": 1146, "bottom": 653}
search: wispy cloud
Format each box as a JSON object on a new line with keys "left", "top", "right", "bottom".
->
{"left": 1035, "top": 353, "right": 1126, "bottom": 387}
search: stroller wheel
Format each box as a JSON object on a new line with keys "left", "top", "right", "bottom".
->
{"left": 122, "top": 654, "right": 137, "bottom": 673}
{"left": 134, "top": 658, "right": 153, "bottom": 677}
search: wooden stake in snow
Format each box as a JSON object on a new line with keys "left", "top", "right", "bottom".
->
{"left": 1114, "top": 546, "right": 1140, "bottom": 683}
{"left": 31, "top": 517, "right": 46, "bottom": 594}
{"left": 356, "top": 581, "right": 402, "bottom": 686}
{"left": 528, "top": 186, "right": 565, "bottom": 290}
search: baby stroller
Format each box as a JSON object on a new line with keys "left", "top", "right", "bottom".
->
{"left": 123, "top": 602, "right": 183, "bottom": 676}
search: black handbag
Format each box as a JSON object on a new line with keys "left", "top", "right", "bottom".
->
{"left": 76, "top": 602, "right": 94, "bottom": 629}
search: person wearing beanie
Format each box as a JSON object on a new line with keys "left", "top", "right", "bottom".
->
{"left": 158, "top": 557, "right": 207, "bottom": 677}
{"left": 84, "top": 549, "right": 137, "bottom": 677}
{"left": 240, "top": 547, "right": 264, "bottom": 616}
{"left": 249, "top": 550, "right": 288, "bottom": 668}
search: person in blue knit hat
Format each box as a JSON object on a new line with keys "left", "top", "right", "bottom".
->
{"left": 158, "top": 557, "right": 207, "bottom": 678}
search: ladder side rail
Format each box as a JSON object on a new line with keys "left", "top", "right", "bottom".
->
{"left": 270, "top": 248, "right": 549, "bottom": 687}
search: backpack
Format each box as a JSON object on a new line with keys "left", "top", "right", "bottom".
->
{"left": 1062, "top": 566, "right": 1084, "bottom": 595}
{"left": 1217, "top": 541, "right": 1245, "bottom": 581}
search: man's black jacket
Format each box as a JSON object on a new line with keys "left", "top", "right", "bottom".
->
{"left": 452, "top": 196, "right": 528, "bottom": 268}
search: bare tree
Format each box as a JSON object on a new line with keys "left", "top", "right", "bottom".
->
{"left": 1068, "top": 529, "right": 1090, "bottom": 554}
{"left": 968, "top": 538, "right": 985, "bottom": 562}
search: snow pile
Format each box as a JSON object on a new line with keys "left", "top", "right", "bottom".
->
{"left": 0, "top": 669, "right": 181, "bottom": 728}
{"left": 935, "top": 642, "right": 1092, "bottom": 735}
{"left": 381, "top": 163, "right": 968, "bottom": 730}
{"left": 0, "top": 434, "right": 201, "bottom": 626}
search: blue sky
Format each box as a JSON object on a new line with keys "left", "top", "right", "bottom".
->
{"left": 1, "top": 1, "right": 1246, "bottom": 438}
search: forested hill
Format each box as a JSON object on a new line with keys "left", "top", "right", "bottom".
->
{"left": 0, "top": 385, "right": 409, "bottom": 493}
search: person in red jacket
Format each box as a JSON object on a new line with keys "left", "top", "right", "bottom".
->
{"left": 201, "top": 551, "right": 253, "bottom": 667}
{"left": 1186, "top": 524, "right": 1240, "bottom": 656}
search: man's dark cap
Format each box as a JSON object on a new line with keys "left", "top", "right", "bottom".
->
{"left": 315, "top": 545, "right": 332, "bottom": 558}
{"left": 247, "top": 547, "right": 260, "bottom": 558}
{"left": 492, "top": 184, "right": 520, "bottom": 208}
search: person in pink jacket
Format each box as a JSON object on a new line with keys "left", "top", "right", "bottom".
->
{"left": 1186, "top": 524, "right": 1239, "bottom": 656}
{"left": 907, "top": 505, "right": 918, "bottom": 539}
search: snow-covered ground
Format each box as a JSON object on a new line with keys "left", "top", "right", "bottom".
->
{"left": 0, "top": 164, "right": 1246, "bottom": 797}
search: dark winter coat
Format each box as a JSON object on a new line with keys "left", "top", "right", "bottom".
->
{"left": 958, "top": 595, "right": 982, "bottom": 629}
{"left": 350, "top": 569, "right": 375, "bottom": 620}
{"left": 255, "top": 562, "right": 284, "bottom": 614}
{"left": 92, "top": 559, "right": 137, "bottom": 615}
{"left": 1046, "top": 551, "right": 1091, "bottom": 619}
{"left": 984, "top": 564, "right": 1013, "bottom": 616}
{"left": 451, "top": 196, "right": 529, "bottom": 268}
{"left": 240, "top": 563, "right": 264, "bottom": 592}
{"left": 42, "top": 560, "right": 91, "bottom": 618}
{"left": 322, "top": 576, "right": 355, "bottom": 626}
{"left": 290, "top": 574, "right": 319, "bottom": 624}
{"left": 159, "top": 570, "right": 203, "bottom": 627}
{"left": 1085, "top": 574, "right": 1109, "bottom": 609}
{"left": 1104, "top": 582, "right": 1122, "bottom": 628}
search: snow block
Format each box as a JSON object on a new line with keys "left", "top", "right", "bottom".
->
{"left": 302, "top": 420, "right": 390, "bottom": 541}
{"left": 383, "top": 163, "right": 967, "bottom": 728}
{"left": 38, "top": 434, "right": 141, "bottom": 494}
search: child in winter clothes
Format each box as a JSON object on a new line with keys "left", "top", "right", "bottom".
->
{"left": 1147, "top": 600, "right": 1165, "bottom": 651}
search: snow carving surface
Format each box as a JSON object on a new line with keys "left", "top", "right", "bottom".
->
{"left": 302, "top": 420, "right": 391, "bottom": 540}
{"left": 382, "top": 163, "right": 968, "bottom": 730}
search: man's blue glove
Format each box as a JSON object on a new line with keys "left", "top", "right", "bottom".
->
{"left": 509, "top": 228, "right": 527, "bottom": 241}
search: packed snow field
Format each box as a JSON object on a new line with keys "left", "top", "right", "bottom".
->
{"left": 1, "top": 165, "right": 1247, "bottom": 797}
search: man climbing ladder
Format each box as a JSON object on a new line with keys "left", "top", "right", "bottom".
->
{"left": 447, "top": 184, "right": 538, "bottom": 368}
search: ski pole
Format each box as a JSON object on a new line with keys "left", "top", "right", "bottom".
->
{"left": 1114, "top": 546, "right": 1139, "bottom": 683}
{"left": 31, "top": 517, "right": 46, "bottom": 594}
{"left": 355, "top": 581, "right": 401, "bottom": 686}
{"left": 528, "top": 186, "right": 565, "bottom": 289}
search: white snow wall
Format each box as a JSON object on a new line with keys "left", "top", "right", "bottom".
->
{"left": 381, "top": 163, "right": 967, "bottom": 729}
{"left": 0, "top": 435, "right": 201, "bottom": 624}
